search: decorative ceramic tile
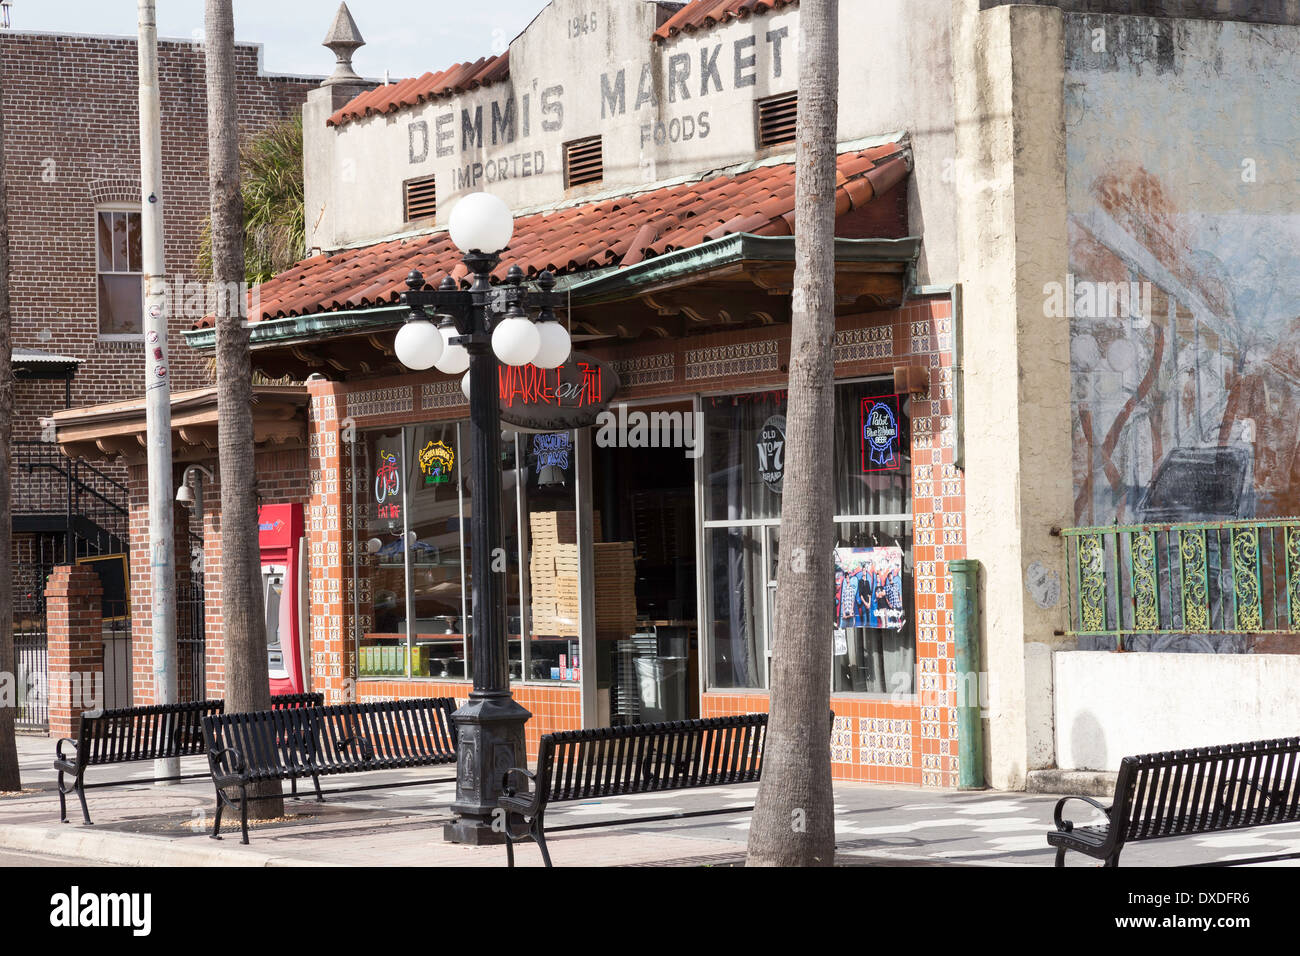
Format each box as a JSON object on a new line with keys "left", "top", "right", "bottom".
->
{"left": 685, "top": 340, "right": 778, "bottom": 380}
{"left": 422, "top": 380, "right": 467, "bottom": 409}
{"left": 834, "top": 325, "right": 892, "bottom": 364}
{"left": 611, "top": 353, "right": 675, "bottom": 386}
{"left": 858, "top": 717, "right": 913, "bottom": 768}
{"left": 346, "top": 386, "right": 413, "bottom": 419}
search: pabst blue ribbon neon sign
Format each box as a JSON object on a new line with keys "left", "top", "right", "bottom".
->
{"left": 861, "top": 395, "right": 901, "bottom": 473}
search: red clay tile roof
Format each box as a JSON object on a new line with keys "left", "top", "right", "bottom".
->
{"left": 212, "top": 143, "right": 907, "bottom": 327}
{"left": 654, "top": 0, "right": 797, "bottom": 41}
{"left": 327, "top": 53, "right": 509, "bottom": 128}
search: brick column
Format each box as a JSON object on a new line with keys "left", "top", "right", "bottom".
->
{"left": 46, "top": 565, "right": 104, "bottom": 741}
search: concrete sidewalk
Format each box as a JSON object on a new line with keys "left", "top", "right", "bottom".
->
{"left": 3, "top": 734, "right": 1298, "bottom": 867}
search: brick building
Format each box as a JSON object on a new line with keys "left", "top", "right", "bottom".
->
{"left": 41, "top": 0, "right": 1300, "bottom": 794}
{"left": 2, "top": 30, "right": 317, "bottom": 728}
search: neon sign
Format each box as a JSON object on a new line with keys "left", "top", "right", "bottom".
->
{"left": 494, "top": 352, "right": 619, "bottom": 430}
{"left": 861, "top": 395, "right": 901, "bottom": 473}
{"left": 375, "top": 447, "right": 401, "bottom": 519}
{"left": 418, "top": 440, "right": 454, "bottom": 486}
{"left": 532, "top": 432, "right": 571, "bottom": 470}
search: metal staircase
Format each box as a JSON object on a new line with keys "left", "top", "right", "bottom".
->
{"left": 11, "top": 442, "right": 130, "bottom": 731}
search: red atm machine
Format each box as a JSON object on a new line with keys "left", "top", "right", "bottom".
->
{"left": 258, "top": 503, "right": 310, "bottom": 696}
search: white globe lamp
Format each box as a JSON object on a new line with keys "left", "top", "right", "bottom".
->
{"left": 433, "top": 320, "right": 470, "bottom": 374}
{"left": 531, "top": 320, "right": 571, "bottom": 369}
{"left": 492, "top": 315, "right": 541, "bottom": 367}
{"left": 460, "top": 370, "right": 472, "bottom": 400}
{"left": 449, "top": 192, "right": 514, "bottom": 254}
{"left": 394, "top": 318, "right": 443, "bottom": 371}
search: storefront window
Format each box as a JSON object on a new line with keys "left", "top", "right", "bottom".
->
{"left": 831, "top": 380, "right": 914, "bottom": 694}
{"left": 704, "top": 390, "right": 787, "bottom": 523}
{"left": 703, "top": 390, "right": 787, "bottom": 689}
{"left": 703, "top": 379, "right": 915, "bottom": 694}
{"left": 520, "top": 430, "right": 582, "bottom": 682}
{"left": 353, "top": 422, "right": 543, "bottom": 683}
{"left": 405, "top": 423, "right": 468, "bottom": 678}
{"left": 706, "top": 525, "right": 770, "bottom": 688}
{"left": 360, "top": 430, "right": 410, "bottom": 677}
{"left": 832, "top": 520, "right": 914, "bottom": 694}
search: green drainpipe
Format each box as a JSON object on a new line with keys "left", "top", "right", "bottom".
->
{"left": 949, "top": 558, "right": 986, "bottom": 789}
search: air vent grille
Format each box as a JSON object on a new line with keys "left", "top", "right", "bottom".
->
{"left": 404, "top": 176, "right": 437, "bottom": 222}
{"left": 564, "top": 136, "right": 604, "bottom": 189}
{"left": 757, "top": 92, "right": 798, "bottom": 148}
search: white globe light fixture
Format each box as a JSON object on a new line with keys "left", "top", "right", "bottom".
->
{"left": 491, "top": 313, "right": 541, "bottom": 367}
{"left": 396, "top": 206, "right": 570, "bottom": 843}
{"left": 394, "top": 314, "right": 444, "bottom": 370}
{"left": 433, "top": 317, "right": 470, "bottom": 374}
{"left": 531, "top": 317, "right": 571, "bottom": 369}
{"left": 449, "top": 191, "right": 514, "bottom": 254}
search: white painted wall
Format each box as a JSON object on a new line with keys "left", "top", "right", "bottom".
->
{"left": 303, "top": 0, "right": 958, "bottom": 283}
{"left": 1055, "top": 650, "right": 1300, "bottom": 772}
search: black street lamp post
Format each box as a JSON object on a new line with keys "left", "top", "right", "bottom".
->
{"left": 397, "top": 195, "right": 570, "bottom": 845}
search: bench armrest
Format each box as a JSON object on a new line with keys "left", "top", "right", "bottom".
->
{"left": 55, "top": 738, "right": 80, "bottom": 764}
{"left": 1052, "top": 795, "right": 1112, "bottom": 832}
{"left": 208, "top": 746, "right": 246, "bottom": 776}
{"left": 337, "top": 735, "right": 375, "bottom": 762}
{"left": 500, "top": 768, "right": 542, "bottom": 816}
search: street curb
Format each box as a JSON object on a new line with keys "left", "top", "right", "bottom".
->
{"left": 0, "top": 824, "right": 339, "bottom": 868}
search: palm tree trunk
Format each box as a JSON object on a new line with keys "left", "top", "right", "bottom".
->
{"left": 0, "top": 57, "right": 20, "bottom": 793}
{"left": 746, "top": 0, "right": 839, "bottom": 867}
{"left": 204, "top": 0, "right": 281, "bottom": 816}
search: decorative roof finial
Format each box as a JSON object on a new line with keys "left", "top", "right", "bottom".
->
{"left": 322, "top": 2, "right": 365, "bottom": 86}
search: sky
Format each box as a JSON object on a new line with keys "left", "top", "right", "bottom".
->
{"left": 4, "top": 1, "right": 551, "bottom": 79}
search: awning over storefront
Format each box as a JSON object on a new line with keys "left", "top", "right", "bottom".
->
{"left": 13, "top": 347, "right": 81, "bottom": 380}
{"left": 50, "top": 385, "right": 309, "bottom": 463}
{"left": 184, "top": 137, "right": 918, "bottom": 380}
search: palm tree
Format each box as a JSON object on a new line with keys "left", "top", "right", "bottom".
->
{"left": 746, "top": 0, "right": 839, "bottom": 867}
{"left": 197, "top": 115, "right": 304, "bottom": 285}
{"left": 204, "top": 0, "right": 281, "bottom": 817}
{"left": 0, "top": 57, "right": 20, "bottom": 794}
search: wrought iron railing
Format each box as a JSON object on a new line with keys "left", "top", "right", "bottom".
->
{"left": 12, "top": 441, "right": 128, "bottom": 555}
{"left": 1061, "top": 518, "right": 1300, "bottom": 644}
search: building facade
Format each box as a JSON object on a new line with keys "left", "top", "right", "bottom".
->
{"left": 44, "top": 0, "right": 1300, "bottom": 790}
{"left": 2, "top": 29, "right": 316, "bottom": 729}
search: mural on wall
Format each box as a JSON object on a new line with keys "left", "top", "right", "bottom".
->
{"left": 1065, "top": 17, "right": 1300, "bottom": 527}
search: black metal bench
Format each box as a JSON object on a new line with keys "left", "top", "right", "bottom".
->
{"left": 1048, "top": 736, "right": 1300, "bottom": 866}
{"left": 54, "top": 693, "right": 321, "bottom": 825}
{"left": 202, "top": 697, "right": 458, "bottom": 844}
{"left": 498, "top": 714, "right": 773, "bottom": 867}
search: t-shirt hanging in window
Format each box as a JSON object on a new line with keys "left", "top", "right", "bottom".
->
{"left": 834, "top": 546, "right": 905, "bottom": 631}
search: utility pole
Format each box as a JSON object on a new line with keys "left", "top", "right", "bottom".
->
{"left": 138, "top": 0, "right": 179, "bottom": 781}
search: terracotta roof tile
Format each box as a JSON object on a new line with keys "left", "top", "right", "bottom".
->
{"left": 206, "top": 143, "right": 908, "bottom": 329}
{"left": 654, "top": 0, "right": 797, "bottom": 42}
{"left": 327, "top": 53, "right": 509, "bottom": 128}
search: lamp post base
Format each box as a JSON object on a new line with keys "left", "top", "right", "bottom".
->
{"left": 443, "top": 690, "right": 531, "bottom": 845}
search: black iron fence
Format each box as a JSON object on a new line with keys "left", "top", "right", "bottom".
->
{"left": 177, "top": 531, "right": 207, "bottom": 702}
{"left": 14, "top": 600, "right": 47, "bottom": 738}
